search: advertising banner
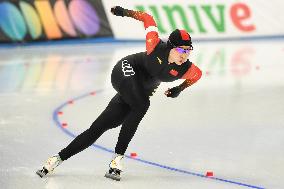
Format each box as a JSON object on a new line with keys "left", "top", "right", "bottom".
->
{"left": 0, "top": 0, "right": 113, "bottom": 43}
{"left": 102, "top": 0, "right": 284, "bottom": 40}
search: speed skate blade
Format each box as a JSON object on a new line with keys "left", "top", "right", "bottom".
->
{"left": 36, "top": 168, "right": 48, "bottom": 178}
{"left": 104, "top": 172, "right": 121, "bottom": 181}
{"left": 36, "top": 170, "right": 45, "bottom": 178}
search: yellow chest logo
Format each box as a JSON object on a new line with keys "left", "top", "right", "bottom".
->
{"left": 157, "top": 57, "right": 162, "bottom": 64}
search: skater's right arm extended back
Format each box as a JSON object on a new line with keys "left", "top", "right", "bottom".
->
{"left": 111, "top": 6, "right": 160, "bottom": 55}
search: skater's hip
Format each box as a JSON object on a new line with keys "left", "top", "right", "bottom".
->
{"left": 111, "top": 58, "right": 138, "bottom": 92}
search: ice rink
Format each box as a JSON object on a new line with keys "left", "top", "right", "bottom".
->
{"left": 0, "top": 40, "right": 283, "bottom": 189}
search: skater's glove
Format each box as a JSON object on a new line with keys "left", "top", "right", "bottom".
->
{"left": 111, "top": 6, "right": 125, "bottom": 17}
{"left": 165, "top": 86, "right": 182, "bottom": 98}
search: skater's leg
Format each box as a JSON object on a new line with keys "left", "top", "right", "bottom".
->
{"left": 115, "top": 79, "right": 150, "bottom": 155}
{"left": 105, "top": 80, "right": 149, "bottom": 181}
{"left": 59, "top": 94, "right": 130, "bottom": 161}
{"left": 37, "top": 94, "right": 130, "bottom": 178}
{"left": 105, "top": 56, "right": 149, "bottom": 180}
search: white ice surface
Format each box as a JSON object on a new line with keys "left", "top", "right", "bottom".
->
{"left": 0, "top": 41, "right": 283, "bottom": 189}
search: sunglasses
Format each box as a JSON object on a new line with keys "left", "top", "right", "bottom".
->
{"left": 168, "top": 39, "right": 193, "bottom": 54}
{"left": 175, "top": 47, "right": 192, "bottom": 54}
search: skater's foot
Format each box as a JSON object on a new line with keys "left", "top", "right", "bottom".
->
{"left": 36, "top": 154, "right": 62, "bottom": 178}
{"left": 105, "top": 154, "right": 124, "bottom": 181}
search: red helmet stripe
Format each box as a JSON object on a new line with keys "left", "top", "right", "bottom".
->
{"left": 179, "top": 30, "right": 190, "bottom": 40}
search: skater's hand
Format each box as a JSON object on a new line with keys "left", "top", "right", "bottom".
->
{"left": 111, "top": 6, "right": 125, "bottom": 17}
{"left": 165, "top": 86, "right": 182, "bottom": 98}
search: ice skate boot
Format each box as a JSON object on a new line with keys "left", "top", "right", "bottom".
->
{"left": 36, "top": 154, "right": 62, "bottom": 178}
{"left": 104, "top": 154, "right": 124, "bottom": 181}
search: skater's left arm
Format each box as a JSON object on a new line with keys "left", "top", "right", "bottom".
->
{"left": 165, "top": 64, "right": 202, "bottom": 98}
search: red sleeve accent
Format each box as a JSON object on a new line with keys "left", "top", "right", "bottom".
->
{"left": 126, "top": 10, "right": 160, "bottom": 55}
{"left": 146, "top": 31, "right": 160, "bottom": 55}
{"left": 181, "top": 64, "right": 202, "bottom": 85}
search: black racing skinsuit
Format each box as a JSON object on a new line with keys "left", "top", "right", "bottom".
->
{"left": 59, "top": 40, "right": 192, "bottom": 160}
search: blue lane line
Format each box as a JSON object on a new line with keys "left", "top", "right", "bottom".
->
{"left": 52, "top": 90, "right": 265, "bottom": 189}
